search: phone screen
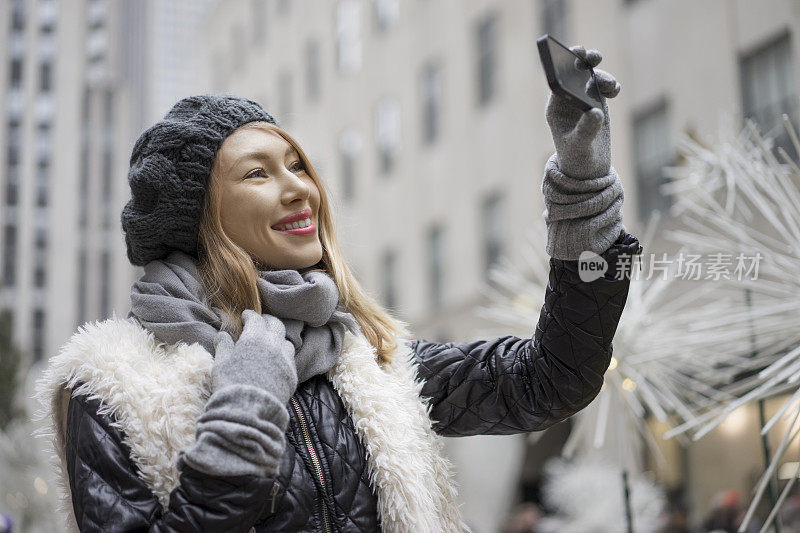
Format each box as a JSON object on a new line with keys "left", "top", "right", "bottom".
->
{"left": 545, "top": 36, "right": 603, "bottom": 109}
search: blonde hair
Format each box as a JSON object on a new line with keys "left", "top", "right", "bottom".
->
{"left": 196, "top": 121, "right": 409, "bottom": 366}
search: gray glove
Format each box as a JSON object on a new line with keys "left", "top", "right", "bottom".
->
{"left": 178, "top": 309, "right": 298, "bottom": 478}
{"left": 542, "top": 45, "right": 626, "bottom": 260}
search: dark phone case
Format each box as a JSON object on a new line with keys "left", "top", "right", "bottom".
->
{"left": 537, "top": 34, "right": 601, "bottom": 111}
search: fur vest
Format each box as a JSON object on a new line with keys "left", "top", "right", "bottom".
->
{"left": 35, "top": 314, "right": 471, "bottom": 532}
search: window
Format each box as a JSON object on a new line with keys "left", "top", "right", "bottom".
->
{"left": 740, "top": 32, "right": 799, "bottom": 161}
{"left": 88, "top": 14, "right": 104, "bottom": 31}
{"left": 427, "top": 225, "right": 444, "bottom": 309}
{"left": 34, "top": 249, "right": 46, "bottom": 288}
{"left": 541, "top": 0, "right": 568, "bottom": 42}
{"left": 37, "top": 122, "right": 51, "bottom": 162}
{"left": 381, "top": 249, "right": 397, "bottom": 310}
{"left": 10, "top": 58, "right": 23, "bottom": 88}
{"left": 7, "top": 120, "right": 20, "bottom": 206}
{"left": 373, "top": 0, "right": 399, "bottom": 32}
{"left": 32, "top": 308, "right": 45, "bottom": 362}
{"left": 421, "top": 61, "right": 442, "bottom": 144}
{"left": 39, "top": 0, "right": 57, "bottom": 34}
{"left": 306, "top": 39, "right": 320, "bottom": 101}
{"left": 336, "top": 0, "right": 361, "bottom": 73}
{"left": 35, "top": 224, "right": 47, "bottom": 250}
{"left": 6, "top": 166, "right": 18, "bottom": 206}
{"left": 278, "top": 71, "right": 292, "bottom": 125}
{"left": 338, "top": 129, "right": 362, "bottom": 202}
{"left": 476, "top": 13, "right": 498, "bottom": 106}
{"left": 3, "top": 225, "right": 16, "bottom": 287}
{"left": 41, "top": 19, "right": 55, "bottom": 34}
{"left": 36, "top": 159, "right": 49, "bottom": 207}
{"left": 482, "top": 192, "right": 503, "bottom": 282}
{"left": 11, "top": 0, "right": 24, "bottom": 32}
{"left": 632, "top": 99, "right": 672, "bottom": 222}
{"left": 375, "top": 97, "right": 400, "bottom": 174}
{"left": 88, "top": 0, "right": 105, "bottom": 30}
{"left": 40, "top": 61, "right": 52, "bottom": 93}
{"left": 7, "top": 119, "right": 20, "bottom": 167}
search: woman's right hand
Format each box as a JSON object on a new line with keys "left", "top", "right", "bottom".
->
{"left": 211, "top": 309, "right": 298, "bottom": 401}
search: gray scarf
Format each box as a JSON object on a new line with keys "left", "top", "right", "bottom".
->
{"left": 126, "top": 250, "right": 361, "bottom": 383}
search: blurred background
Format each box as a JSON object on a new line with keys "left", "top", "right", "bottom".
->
{"left": 1, "top": 0, "right": 800, "bottom": 531}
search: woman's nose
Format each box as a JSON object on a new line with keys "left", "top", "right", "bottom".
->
{"left": 280, "top": 169, "right": 310, "bottom": 201}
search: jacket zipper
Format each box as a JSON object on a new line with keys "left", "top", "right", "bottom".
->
{"left": 269, "top": 481, "right": 280, "bottom": 514}
{"left": 290, "top": 395, "right": 333, "bottom": 533}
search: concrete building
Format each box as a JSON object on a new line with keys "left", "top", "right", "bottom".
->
{"left": 0, "top": 0, "right": 136, "bottom": 370}
{"left": 202, "top": 0, "right": 800, "bottom": 530}
{"left": 0, "top": 0, "right": 217, "bottom": 371}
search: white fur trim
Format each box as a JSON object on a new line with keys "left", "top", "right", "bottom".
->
{"left": 328, "top": 330, "right": 471, "bottom": 533}
{"left": 34, "top": 315, "right": 470, "bottom": 532}
{"left": 34, "top": 313, "right": 213, "bottom": 531}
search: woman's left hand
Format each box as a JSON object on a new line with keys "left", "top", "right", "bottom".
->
{"left": 545, "top": 45, "right": 622, "bottom": 180}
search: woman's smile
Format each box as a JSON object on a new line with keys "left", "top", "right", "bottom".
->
{"left": 273, "top": 221, "right": 317, "bottom": 236}
{"left": 270, "top": 207, "right": 317, "bottom": 235}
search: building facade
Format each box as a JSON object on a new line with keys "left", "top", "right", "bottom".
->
{"left": 0, "top": 0, "right": 218, "bottom": 371}
{"left": 0, "top": 0, "right": 137, "bottom": 370}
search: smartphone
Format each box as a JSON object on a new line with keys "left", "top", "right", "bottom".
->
{"left": 537, "top": 34, "right": 603, "bottom": 111}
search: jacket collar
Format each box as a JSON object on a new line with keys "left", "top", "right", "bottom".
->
{"left": 35, "top": 314, "right": 470, "bottom": 533}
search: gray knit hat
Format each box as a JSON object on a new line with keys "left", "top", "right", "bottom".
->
{"left": 121, "top": 94, "right": 277, "bottom": 266}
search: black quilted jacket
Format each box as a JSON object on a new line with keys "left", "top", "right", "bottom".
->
{"left": 65, "top": 232, "right": 640, "bottom": 532}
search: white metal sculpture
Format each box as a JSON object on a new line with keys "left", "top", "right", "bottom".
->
{"left": 659, "top": 114, "right": 800, "bottom": 533}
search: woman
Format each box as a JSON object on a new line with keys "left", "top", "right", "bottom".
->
{"left": 36, "top": 46, "right": 640, "bottom": 532}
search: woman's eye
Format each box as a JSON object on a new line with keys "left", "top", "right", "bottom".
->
{"left": 246, "top": 168, "right": 267, "bottom": 179}
{"left": 290, "top": 160, "right": 305, "bottom": 172}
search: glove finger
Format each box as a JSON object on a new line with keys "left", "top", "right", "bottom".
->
{"left": 568, "top": 108, "right": 604, "bottom": 144}
{"left": 213, "top": 330, "right": 234, "bottom": 360}
{"left": 585, "top": 48, "right": 603, "bottom": 68}
{"left": 239, "top": 308, "right": 265, "bottom": 341}
{"left": 241, "top": 308, "right": 259, "bottom": 324}
{"left": 570, "top": 45, "right": 586, "bottom": 60}
{"left": 570, "top": 45, "right": 590, "bottom": 71}
{"left": 570, "top": 46, "right": 602, "bottom": 70}
{"left": 591, "top": 68, "right": 621, "bottom": 98}
{"left": 214, "top": 330, "right": 232, "bottom": 349}
{"left": 258, "top": 312, "right": 287, "bottom": 341}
